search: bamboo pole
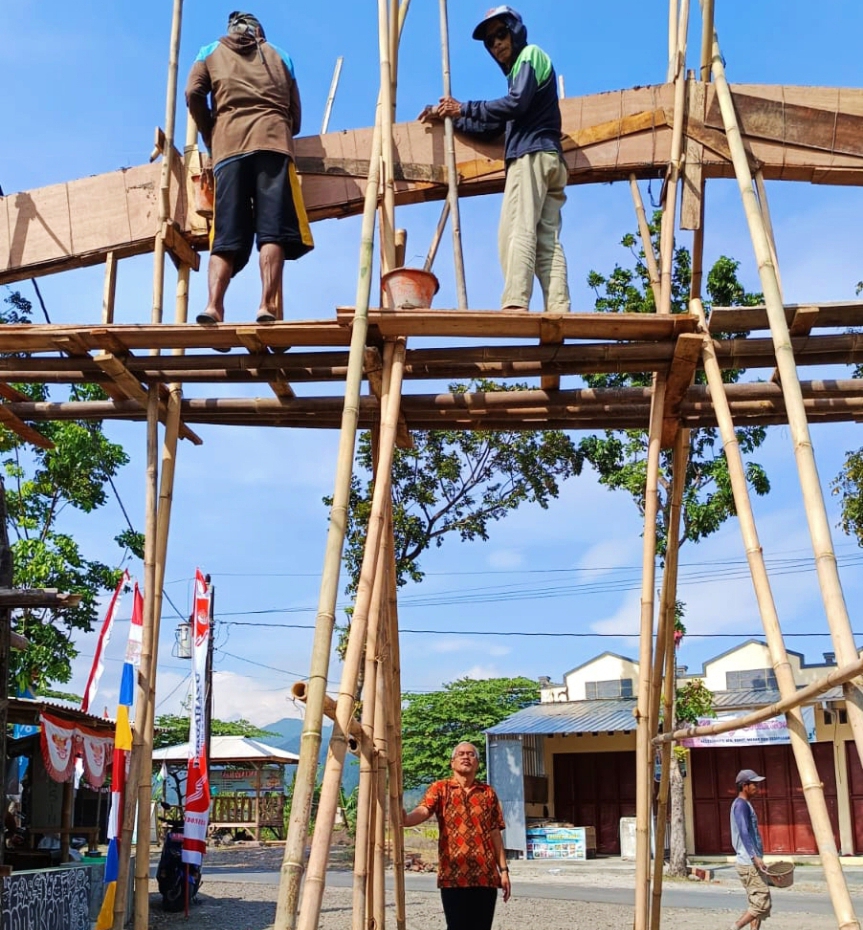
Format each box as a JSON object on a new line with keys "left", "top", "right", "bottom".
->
{"left": 296, "top": 338, "right": 407, "bottom": 930}
{"left": 321, "top": 57, "right": 344, "bottom": 135}
{"left": 113, "top": 386, "right": 159, "bottom": 930}
{"left": 690, "top": 296, "right": 859, "bottom": 930}
{"left": 754, "top": 169, "right": 783, "bottom": 299}
{"left": 384, "top": 502, "right": 407, "bottom": 930}
{"left": 629, "top": 177, "right": 661, "bottom": 307}
{"left": 706, "top": 26, "right": 863, "bottom": 778}
{"left": 151, "top": 0, "right": 183, "bottom": 327}
{"left": 698, "top": 0, "right": 714, "bottom": 82}
{"left": 290, "top": 681, "right": 364, "bottom": 745}
{"left": 274, "top": 6, "right": 410, "bottom": 925}
{"left": 439, "top": 0, "right": 468, "bottom": 307}
{"left": 378, "top": 0, "right": 396, "bottom": 275}
{"left": 649, "top": 429, "right": 689, "bottom": 930}
{"left": 373, "top": 623, "right": 389, "bottom": 930}
{"left": 353, "top": 437, "right": 391, "bottom": 930}
{"left": 423, "top": 201, "right": 451, "bottom": 273}
{"left": 657, "top": 653, "right": 863, "bottom": 744}
{"left": 667, "top": 0, "right": 678, "bottom": 81}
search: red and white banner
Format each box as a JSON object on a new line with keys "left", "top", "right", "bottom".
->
{"left": 183, "top": 569, "right": 211, "bottom": 866}
{"left": 81, "top": 571, "right": 129, "bottom": 714}
{"left": 39, "top": 713, "right": 114, "bottom": 787}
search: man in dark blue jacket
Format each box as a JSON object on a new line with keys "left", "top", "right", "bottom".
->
{"left": 420, "top": 6, "right": 570, "bottom": 313}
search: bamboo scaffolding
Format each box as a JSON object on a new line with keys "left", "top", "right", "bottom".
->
{"left": 372, "top": 616, "right": 389, "bottom": 930}
{"left": 384, "top": 501, "right": 407, "bottom": 930}
{"left": 353, "top": 431, "right": 391, "bottom": 930}
{"left": 295, "top": 338, "right": 407, "bottom": 930}
{"left": 439, "top": 0, "right": 468, "bottom": 307}
{"left": 113, "top": 386, "right": 159, "bottom": 930}
{"left": 290, "top": 682, "right": 364, "bottom": 747}
{"left": 635, "top": 6, "right": 688, "bottom": 925}
{"left": 424, "top": 201, "right": 450, "bottom": 273}
{"left": 649, "top": 429, "right": 689, "bottom": 930}
{"left": 321, "top": 57, "right": 344, "bottom": 135}
{"left": 378, "top": 0, "right": 397, "bottom": 276}
{"left": 689, "top": 296, "right": 860, "bottom": 930}
{"left": 629, "top": 177, "right": 661, "bottom": 306}
{"left": 274, "top": 7, "right": 408, "bottom": 925}
{"left": 706, "top": 25, "right": 863, "bottom": 783}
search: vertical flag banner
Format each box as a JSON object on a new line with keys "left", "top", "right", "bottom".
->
{"left": 95, "top": 578, "right": 142, "bottom": 930}
{"left": 81, "top": 570, "right": 129, "bottom": 714}
{"left": 183, "top": 569, "right": 211, "bottom": 866}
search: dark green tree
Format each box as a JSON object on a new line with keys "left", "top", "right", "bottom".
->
{"left": 581, "top": 216, "right": 770, "bottom": 557}
{"left": 400, "top": 676, "right": 538, "bottom": 789}
{"left": 337, "top": 381, "right": 584, "bottom": 595}
{"left": 153, "top": 713, "right": 275, "bottom": 749}
{"left": 1, "top": 290, "right": 144, "bottom": 692}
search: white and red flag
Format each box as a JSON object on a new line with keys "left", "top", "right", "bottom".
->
{"left": 81, "top": 570, "right": 129, "bottom": 714}
{"left": 182, "top": 569, "right": 211, "bottom": 866}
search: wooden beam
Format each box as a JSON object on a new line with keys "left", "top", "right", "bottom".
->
{"left": 236, "top": 327, "right": 295, "bottom": 400}
{"left": 661, "top": 334, "right": 703, "bottom": 447}
{"left": 0, "top": 588, "right": 81, "bottom": 608}
{"left": 680, "top": 81, "right": 706, "bottom": 230}
{"left": 0, "top": 405, "right": 54, "bottom": 450}
{"left": 710, "top": 300, "right": 863, "bottom": 333}
{"left": 539, "top": 316, "right": 566, "bottom": 392}
{"left": 161, "top": 220, "right": 200, "bottom": 272}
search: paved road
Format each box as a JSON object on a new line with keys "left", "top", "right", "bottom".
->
{"left": 198, "top": 866, "right": 852, "bottom": 917}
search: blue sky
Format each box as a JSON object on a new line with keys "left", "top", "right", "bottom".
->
{"left": 3, "top": 1, "right": 863, "bottom": 726}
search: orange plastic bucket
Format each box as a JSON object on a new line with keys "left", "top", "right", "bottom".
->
{"left": 192, "top": 172, "right": 214, "bottom": 218}
{"left": 381, "top": 268, "right": 440, "bottom": 309}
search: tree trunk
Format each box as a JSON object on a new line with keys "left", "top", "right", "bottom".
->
{"left": 668, "top": 754, "right": 688, "bottom": 877}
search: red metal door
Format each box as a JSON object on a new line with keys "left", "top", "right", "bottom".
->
{"left": 844, "top": 741, "right": 863, "bottom": 853}
{"left": 691, "top": 743, "right": 838, "bottom": 854}
{"left": 552, "top": 751, "right": 636, "bottom": 854}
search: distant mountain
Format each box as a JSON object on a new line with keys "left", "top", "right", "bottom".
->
{"left": 260, "top": 716, "right": 359, "bottom": 794}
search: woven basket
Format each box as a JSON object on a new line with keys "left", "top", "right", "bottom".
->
{"left": 763, "top": 861, "right": 795, "bottom": 888}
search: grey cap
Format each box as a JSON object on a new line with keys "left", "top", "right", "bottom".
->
{"left": 736, "top": 768, "right": 765, "bottom": 784}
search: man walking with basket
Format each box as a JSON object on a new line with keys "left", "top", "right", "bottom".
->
{"left": 730, "top": 768, "right": 771, "bottom": 929}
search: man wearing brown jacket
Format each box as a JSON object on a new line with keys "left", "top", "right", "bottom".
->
{"left": 186, "top": 11, "right": 313, "bottom": 327}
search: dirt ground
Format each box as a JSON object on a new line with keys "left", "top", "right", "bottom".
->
{"left": 145, "top": 843, "right": 848, "bottom": 930}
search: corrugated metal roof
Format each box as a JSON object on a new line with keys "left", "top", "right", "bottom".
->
{"left": 486, "top": 699, "right": 637, "bottom": 735}
{"left": 712, "top": 688, "right": 843, "bottom": 708}
{"left": 152, "top": 735, "right": 300, "bottom": 764}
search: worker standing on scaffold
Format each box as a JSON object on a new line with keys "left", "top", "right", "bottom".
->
{"left": 186, "top": 11, "right": 314, "bottom": 329}
{"left": 420, "top": 6, "right": 570, "bottom": 314}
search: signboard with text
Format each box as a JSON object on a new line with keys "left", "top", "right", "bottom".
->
{"left": 680, "top": 705, "right": 816, "bottom": 748}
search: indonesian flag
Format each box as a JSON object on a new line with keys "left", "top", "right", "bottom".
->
{"left": 182, "top": 570, "right": 211, "bottom": 866}
{"left": 81, "top": 570, "right": 129, "bottom": 714}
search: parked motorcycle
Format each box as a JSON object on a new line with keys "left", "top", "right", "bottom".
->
{"left": 156, "top": 807, "right": 202, "bottom": 912}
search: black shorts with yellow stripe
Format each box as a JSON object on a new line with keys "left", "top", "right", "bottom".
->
{"left": 211, "top": 151, "right": 314, "bottom": 275}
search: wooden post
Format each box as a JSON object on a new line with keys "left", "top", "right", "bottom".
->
{"left": 650, "top": 429, "right": 689, "bottom": 930}
{"left": 275, "top": 10, "right": 411, "bottom": 927}
{"left": 706, "top": 27, "right": 863, "bottom": 777}
{"left": 114, "top": 386, "right": 159, "bottom": 930}
{"left": 61, "top": 779, "right": 74, "bottom": 863}
{"left": 439, "top": 0, "right": 468, "bottom": 308}
{"left": 102, "top": 252, "right": 118, "bottom": 325}
{"left": 691, "top": 296, "right": 860, "bottom": 930}
{"left": 295, "top": 338, "right": 407, "bottom": 930}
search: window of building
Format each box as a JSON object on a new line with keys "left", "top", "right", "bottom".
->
{"left": 725, "top": 668, "right": 778, "bottom": 691}
{"left": 585, "top": 678, "right": 634, "bottom": 699}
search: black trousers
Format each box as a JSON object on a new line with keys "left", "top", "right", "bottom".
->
{"left": 440, "top": 887, "right": 498, "bottom": 930}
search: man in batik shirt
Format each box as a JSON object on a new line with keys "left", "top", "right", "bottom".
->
{"left": 404, "top": 741, "right": 511, "bottom": 930}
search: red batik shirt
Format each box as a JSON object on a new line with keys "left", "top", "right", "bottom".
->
{"left": 421, "top": 778, "right": 506, "bottom": 888}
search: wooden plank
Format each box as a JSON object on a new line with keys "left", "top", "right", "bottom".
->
{"left": 681, "top": 81, "right": 706, "bottom": 230}
{"left": 661, "top": 334, "right": 703, "bottom": 447}
{"left": 710, "top": 301, "right": 863, "bottom": 333}
{"left": 788, "top": 305, "right": 821, "bottom": 336}
{"left": 161, "top": 221, "right": 200, "bottom": 272}
{"left": 338, "top": 308, "right": 697, "bottom": 341}
{"left": 6, "top": 180, "right": 73, "bottom": 271}
{"left": 236, "top": 327, "right": 295, "bottom": 400}
{"left": 51, "top": 333, "right": 91, "bottom": 356}
{"left": 93, "top": 352, "right": 149, "bottom": 406}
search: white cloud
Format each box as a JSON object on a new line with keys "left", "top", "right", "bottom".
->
{"left": 209, "top": 670, "right": 303, "bottom": 727}
{"left": 460, "top": 664, "right": 502, "bottom": 680}
{"left": 486, "top": 549, "right": 525, "bottom": 570}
